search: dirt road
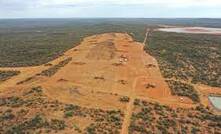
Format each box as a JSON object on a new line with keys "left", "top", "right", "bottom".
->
{"left": 143, "top": 28, "right": 150, "bottom": 44}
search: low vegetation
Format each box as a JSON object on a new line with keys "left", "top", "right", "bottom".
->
{"left": 145, "top": 83, "right": 156, "bottom": 89}
{"left": 17, "top": 58, "right": 72, "bottom": 85}
{"left": 6, "top": 115, "right": 66, "bottom": 133}
{"left": 145, "top": 31, "right": 221, "bottom": 103}
{"left": 129, "top": 99, "right": 221, "bottom": 134}
{"left": 119, "top": 96, "right": 130, "bottom": 103}
{"left": 145, "top": 31, "right": 221, "bottom": 88}
{"left": 0, "top": 86, "right": 124, "bottom": 133}
{"left": 166, "top": 80, "right": 200, "bottom": 102}
{"left": 63, "top": 103, "right": 124, "bottom": 133}
{"left": 37, "top": 57, "right": 72, "bottom": 77}
{"left": 16, "top": 76, "right": 36, "bottom": 85}
{"left": 0, "top": 70, "right": 20, "bottom": 81}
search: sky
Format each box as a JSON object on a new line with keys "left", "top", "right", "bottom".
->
{"left": 0, "top": 0, "right": 221, "bottom": 18}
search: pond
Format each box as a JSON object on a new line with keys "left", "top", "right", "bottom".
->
{"left": 209, "top": 96, "right": 221, "bottom": 110}
{"left": 158, "top": 27, "right": 221, "bottom": 35}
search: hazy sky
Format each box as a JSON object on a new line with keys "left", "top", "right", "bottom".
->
{"left": 0, "top": 0, "right": 221, "bottom": 18}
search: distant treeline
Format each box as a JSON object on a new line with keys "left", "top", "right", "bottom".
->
{"left": 0, "top": 19, "right": 151, "bottom": 67}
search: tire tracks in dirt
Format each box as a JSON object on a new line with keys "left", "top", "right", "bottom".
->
{"left": 121, "top": 29, "right": 150, "bottom": 134}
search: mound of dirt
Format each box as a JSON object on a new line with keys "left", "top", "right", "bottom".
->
{"left": 86, "top": 41, "right": 116, "bottom": 60}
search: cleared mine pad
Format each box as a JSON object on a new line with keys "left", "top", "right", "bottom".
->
{"left": 0, "top": 33, "right": 193, "bottom": 107}
{"left": 0, "top": 33, "right": 220, "bottom": 133}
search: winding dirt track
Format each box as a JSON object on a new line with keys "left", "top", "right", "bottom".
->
{"left": 1, "top": 32, "right": 220, "bottom": 133}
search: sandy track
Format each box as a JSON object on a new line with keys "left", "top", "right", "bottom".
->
{"left": 143, "top": 28, "right": 149, "bottom": 44}
{"left": 120, "top": 75, "right": 139, "bottom": 134}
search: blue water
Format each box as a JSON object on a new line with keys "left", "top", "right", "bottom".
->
{"left": 209, "top": 96, "right": 221, "bottom": 110}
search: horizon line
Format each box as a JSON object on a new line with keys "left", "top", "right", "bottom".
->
{"left": 0, "top": 17, "right": 221, "bottom": 20}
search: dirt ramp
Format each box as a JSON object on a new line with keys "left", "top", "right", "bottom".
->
{"left": 86, "top": 41, "right": 116, "bottom": 60}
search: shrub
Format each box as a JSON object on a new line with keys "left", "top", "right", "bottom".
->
{"left": 166, "top": 80, "right": 200, "bottom": 102}
{"left": 0, "top": 70, "right": 20, "bottom": 81}
{"left": 119, "top": 96, "right": 130, "bottom": 103}
{"left": 0, "top": 110, "right": 15, "bottom": 121}
{"left": 50, "top": 119, "right": 66, "bottom": 130}
{"left": 0, "top": 96, "right": 25, "bottom": 107}
{"left": 6, "top": 115, "right": 48, "bottom": 133}
{"left": 38, "top": 57, "right": 72, "bottom": 77}
{"left": 64, "top": 111, "right": 74, "bottom": 118}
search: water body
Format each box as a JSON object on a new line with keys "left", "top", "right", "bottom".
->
{"left": 158, "top": 27, "right": 221, "bottom": 35}
{"left": 209, "top": 96, "right": 221, "bottom": 110}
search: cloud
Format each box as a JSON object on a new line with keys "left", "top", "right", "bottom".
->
{"left": 1, "top": 0, "right": 221, "bottom": 10}
{"left": 0, "top": 0, "right": 41, "bottom": 10}
{"left": 0, "top": 0, "right": 221, "bottom": 18}
{"left": 3, "top": 0, "right": 219, "bottom": 9}
{"left": 39, "top": 0, "right": 221, "bottom": 7}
